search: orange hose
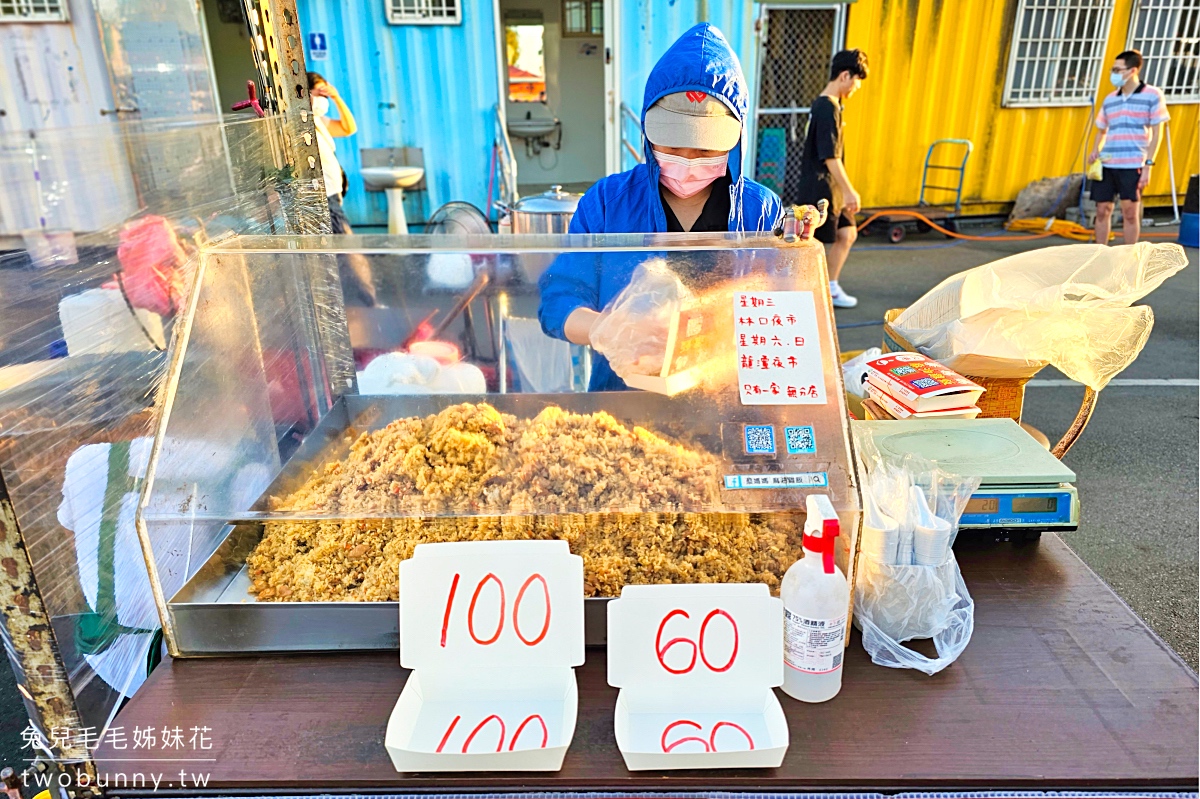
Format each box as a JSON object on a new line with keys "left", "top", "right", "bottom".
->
{"left": 858, "top": 208, "right": 1178, "bottom": 242}
{"left": 858, "top": 210, "right": 1054, "bottom": 241}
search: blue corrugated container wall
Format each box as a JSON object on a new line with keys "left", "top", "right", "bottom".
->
{"left": 294, "top": 0, "right": 759, "bottom": 226}
{"left": 296, "top": 0, "right": 501, "bottom": 227}
{"left": 618, "top": 0, "right": 759, "bottom": 171}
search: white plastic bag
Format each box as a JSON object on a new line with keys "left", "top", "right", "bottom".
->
{"left": 857, "top": 559, "right": 975, "bottom": 674}
{"left": 853, "top": 444, "right": 980, "bottom": 675}
{"left": 506, "top": 316, "right": 574, "bottom": 393}
{"left": 841, "top": 346, "right": 882, "bottom": 399}
{"left": 589, "top": 259, "right": 690, "bottom": 379}
{"left": 893, "top": 242, "right": 1188, "bottom": 387}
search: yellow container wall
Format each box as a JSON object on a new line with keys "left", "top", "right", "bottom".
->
{"left": 842, "top": 0, "right": 1198, "bottom": 213}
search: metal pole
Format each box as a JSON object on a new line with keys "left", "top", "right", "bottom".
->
{"left": 498, "top": 293, "right": 508, "bottom": 394}
{"left": 0, "top": 471, "right": 94, "bottom": 772}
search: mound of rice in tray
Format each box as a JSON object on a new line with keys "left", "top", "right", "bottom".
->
{"left": 248, "top": 402, "right": 800, "bottom": 600}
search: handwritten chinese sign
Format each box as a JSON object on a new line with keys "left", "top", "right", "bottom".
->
{"left": 733, "top": 291, "right": 825, "bottom": 405}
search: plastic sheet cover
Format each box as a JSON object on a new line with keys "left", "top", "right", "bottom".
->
{"left": 0, "top": 115, "right": 329, "bottom": 760}
{"left": 139, "top": 233, "right": 861, "bottom": 656}
{"left": 893, "top": 242, "right": 1189, "bottom": 389}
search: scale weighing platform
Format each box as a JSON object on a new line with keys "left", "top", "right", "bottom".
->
{"left": 852, "top": 419, "right": 1078, "bottom": 536}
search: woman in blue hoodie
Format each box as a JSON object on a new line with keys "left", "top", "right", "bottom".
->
{"left": 538, "top": 23, "right": 783, "bottom": 391}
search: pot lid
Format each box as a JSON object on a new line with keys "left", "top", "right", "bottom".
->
{"left": 513, "top": 184, "right": 582, "bottom": 214}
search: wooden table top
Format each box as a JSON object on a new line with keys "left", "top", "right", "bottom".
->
{"left": 95, "top": 534, "right": 1198, "bottom": 792}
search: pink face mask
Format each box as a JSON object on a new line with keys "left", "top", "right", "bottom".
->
{"left": 655, "top": 151, "right": 729, "bottom": 198}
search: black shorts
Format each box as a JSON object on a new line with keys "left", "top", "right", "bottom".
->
{"left": 328, "top": 193, "right": 350, "bottom": 233}
{"left": 1091, "top": 167, "right": 1143, "bottom": 203}
{"left": 814, "top": 208, "right": 855, "bottom": 244}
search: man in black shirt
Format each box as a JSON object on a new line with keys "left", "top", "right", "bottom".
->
{"left": 797, "top": 49, "right": 869, "bottom": 308}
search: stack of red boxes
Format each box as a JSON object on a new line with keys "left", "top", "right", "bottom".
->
{"left": 863, "top": 353, "right": 985, "bottom": 420}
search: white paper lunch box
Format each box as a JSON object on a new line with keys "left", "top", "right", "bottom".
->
{"left": 384, "top": 540, "right": 585, "bottom": 772}
{"left": 608, "top": 583, "right": 789, "bottom": 770}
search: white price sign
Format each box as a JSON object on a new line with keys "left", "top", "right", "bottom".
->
{"left": 388, "top": 541, "right": 584, "bottom": 770}
{"left": 400, "top": 540, "right": 584, "bottom": 670}
{"left": 733, "top": 290, "right": 826, "bottom": 405}
{"left": 607, "top": 584, "right": 787, "bottom": 768}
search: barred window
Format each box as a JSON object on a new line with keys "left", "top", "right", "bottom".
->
{"left": 0, "top": 0, "right": 67, "bottom": 22}
{"left": 386, "top": 0, "right": 460, "bottom": 25}
{"left": 562, "top": 0, "right": 602, "bottom": 37}
{"left": 1129, "top": 0, "right": 1200, "bottom": 100}
{"left": 1003, "top": 0, "right": 1116, "bottom": 106}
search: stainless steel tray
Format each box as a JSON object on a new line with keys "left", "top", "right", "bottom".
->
{"left": 166, "top": 392, "right": 733, "bottom": 656}
{"left": 168, "top": 518, "right": 612, "bottom": 654}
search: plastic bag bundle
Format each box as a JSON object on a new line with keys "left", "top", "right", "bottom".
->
{"left": 893, "top": 242, "right": 1188, "bottom": 388}
{"left": 588, "top": 259, "right": 690, "bottom": 379}
{"left": 854, "top": 440, "right": 981, "bottom": 675}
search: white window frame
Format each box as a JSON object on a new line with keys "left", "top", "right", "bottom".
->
{"left": 0, "top": 0, "right": 68, "bottom": 22}
{"left": 386, "top": 0, "right": 462, "bottom": 26}
{"left": 1128, "top": 0, "right": 1200, "bottom": 101}
{"left": 562, "top": 0, "right": 603, "bottom": 37}
{"left": 1003, "top": 0, "right": 1116, "bottom": 107}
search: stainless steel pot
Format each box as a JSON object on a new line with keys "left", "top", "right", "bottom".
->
{"left": 502, "top": 185, "right": 582, "bottom": 233}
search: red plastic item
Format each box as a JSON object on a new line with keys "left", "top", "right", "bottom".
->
{"left": 106, "top": 216, "right": 187, "bottom": 317}
{"left": 801, "top": 518, "right": 841, "bottom": 574}
{"left": 231, "top": 81, "right": 266, "bottom": 118}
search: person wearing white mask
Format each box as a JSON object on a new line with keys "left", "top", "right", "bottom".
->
{"left": 538, "top": 24, "right": 782, "bottom": 391}
{"left": 307, "top": 72, "right": 376, "bottom": 305}
{"left": 1087, "top": 49, "right": 1169, "bottom": 245}
{"left": 308, "top": 72, "right": 356, "bottom": 221}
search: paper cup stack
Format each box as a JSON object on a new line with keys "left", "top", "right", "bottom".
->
{"left": 860, "top": 494, "right": 900, "bottom": 565}
{"left": 910, "top": 485, "right": 952, "bottom": 566}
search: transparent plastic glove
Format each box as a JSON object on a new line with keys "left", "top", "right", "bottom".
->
{"left": 588, "top": 259, "right": 690, "bottom": 379}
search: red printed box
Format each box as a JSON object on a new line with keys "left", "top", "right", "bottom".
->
{"left": 865, "top": 353, "right": 984, "bottom": 413}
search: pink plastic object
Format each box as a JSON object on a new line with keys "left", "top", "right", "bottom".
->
{"left": 231, "top": 81, "right": 265, "bottom": 118}
{"left": 106, "top": 216, "right": 186, "bottom": 317}
{"left": 409, "top": 340, "right": 461, "bottom": 365}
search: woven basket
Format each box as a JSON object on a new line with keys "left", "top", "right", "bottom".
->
{"left": 881, "top": 309, "right": 1028, "bottom": 421}
{"left": 880, "top": 308, "right": 1097, "bottom": 458}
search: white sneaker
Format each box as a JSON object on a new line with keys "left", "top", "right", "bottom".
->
{"left": 830, "top": 282, "right": 858, "bottom": 308}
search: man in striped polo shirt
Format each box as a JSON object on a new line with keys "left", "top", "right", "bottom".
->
{"left": 1087, "top": 49, "right": 1170, "bottom": 245}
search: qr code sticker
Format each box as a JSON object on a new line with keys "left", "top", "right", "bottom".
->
{"left": 911, "top": 377, "right": 939, "bottom": 389}
{"left": 744, "top": 425, "right": 776, "bottom": 454}
{"left": 890, "top": 365, "right": 917, "bottom": 376}
{"left": 784, "top": 425, "right": 816, "bottom": 454}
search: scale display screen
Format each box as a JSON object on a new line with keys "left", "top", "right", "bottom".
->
{"left": 1013, "top": 496, "right": 1058, "bottom": 514}
{"left": 959, "top": 489, "right": 1076, "bottom": 530}
{"left": 966, "top": 497, "right": 1000, "bottom": 514}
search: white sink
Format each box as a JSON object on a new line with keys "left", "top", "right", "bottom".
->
{"left": 507, "top": 117, "right": 558, "bottom": 140}
{"left": 361, "top": 165, "right": 424, "bottom": 190}
{"left": 360, "top": 166, "right": 425, "bottom": 235}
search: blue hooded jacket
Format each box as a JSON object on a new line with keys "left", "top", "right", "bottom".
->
{"left": 538, "top": 23, "right": 783, "bottom": 391}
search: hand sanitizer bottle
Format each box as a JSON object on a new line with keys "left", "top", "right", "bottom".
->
{"left": 781, "top": 494, "right": 849, "bottom": 703}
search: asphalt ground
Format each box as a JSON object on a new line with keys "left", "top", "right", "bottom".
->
{"left": 0, "top": 221, "right": 1193, "bottom": 769}
{"left": 836, "top": 220, "right": 1198, "bottom": 670}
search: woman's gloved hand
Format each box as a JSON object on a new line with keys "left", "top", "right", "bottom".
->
{"left": 588, "top": 259, "right": 690, "bottom": 379}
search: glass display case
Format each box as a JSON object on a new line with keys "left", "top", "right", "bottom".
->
{"left": 139, "top": 233, "right": 861, "bottom": 655}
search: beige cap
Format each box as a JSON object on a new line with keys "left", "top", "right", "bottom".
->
{"left": 644, "top": 91, "right": 741, "bottom": 151}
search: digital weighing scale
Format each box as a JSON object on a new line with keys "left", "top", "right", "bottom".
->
{"left": 852, "top": 419, "right": 1078, "bottom": 537}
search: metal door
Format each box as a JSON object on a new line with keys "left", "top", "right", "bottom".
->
{"left": 752, "top": 4, "right": 845, "bottom": 205}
